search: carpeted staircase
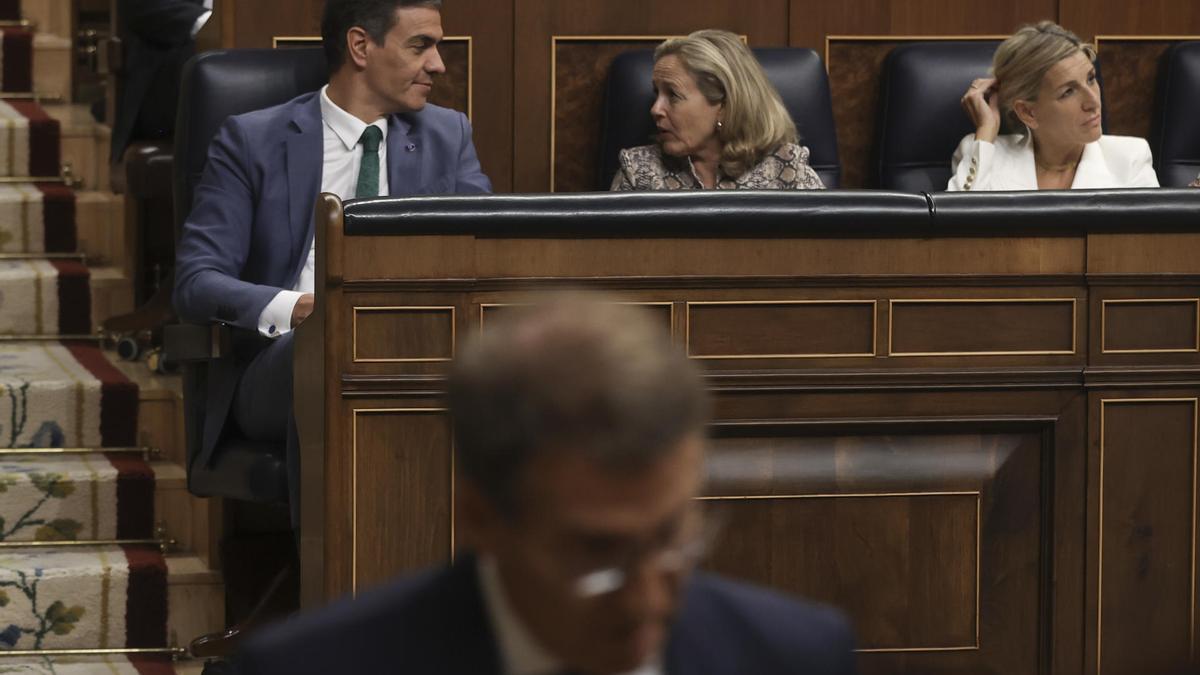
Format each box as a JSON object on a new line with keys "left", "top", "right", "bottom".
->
{"left": 0, "top": 1, "right": 219, "bottom": 671}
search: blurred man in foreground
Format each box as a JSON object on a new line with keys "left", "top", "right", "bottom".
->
{"left": 235, "top": 297, "right": 856, "bottom": 674}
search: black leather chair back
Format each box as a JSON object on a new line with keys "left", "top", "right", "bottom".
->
{"left": 598, "top": 47, "right": 841, "bottom": 189}
{"left": 877, "top": 41, "right": 1109, "bottom": 191}
{"left": 174, "top": 47, "right": 328, "bottom": 233}
{"left": 876, "top": 41, "right": 1000, "bottom": 191}
{"left": 1151, "top": 41, "right": 1200, "bottom": 187}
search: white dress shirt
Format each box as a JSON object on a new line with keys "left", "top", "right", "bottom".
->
{"left": 257, "top": 85, "right": 389, "bottom": 337}
{"left": 477, "top": 556, "right": 661, "bottom": 675}
{"left": 191, "top": 0, "right": 214, "bottom": 38}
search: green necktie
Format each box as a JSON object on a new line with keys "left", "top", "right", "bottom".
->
{"left": 355, "top": 125, "right": 383, "bottom": 198}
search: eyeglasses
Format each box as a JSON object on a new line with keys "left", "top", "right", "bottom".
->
{"left": 567, "top": 513, "right": 723, "bottom": 599}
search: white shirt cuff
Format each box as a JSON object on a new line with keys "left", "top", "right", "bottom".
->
{"left": 191, "top": 10, "right": 213, "bottom": 38}
{"left": 258, "top": 290, "right": 303, "bottom": 338}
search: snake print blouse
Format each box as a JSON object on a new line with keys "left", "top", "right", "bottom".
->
{"left": 609, "top": 142, "right": 824, "bottom": 191}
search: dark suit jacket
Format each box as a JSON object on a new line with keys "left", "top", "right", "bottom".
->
{"left": 172, "top": 90, "right": 490, "bottom": 469}
{"left": 235, "top": 555, "right": 857, "bottom": 674}
{"left": 112, "top": 0, "right": 207, "bottom": 161}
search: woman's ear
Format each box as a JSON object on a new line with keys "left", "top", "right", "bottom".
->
{"left": 1013, "top": 99, "right": 1038, "bottom": 130}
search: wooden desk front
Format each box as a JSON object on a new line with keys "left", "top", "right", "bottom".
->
{"left": 295, "top": 192, "right": 1200, "bottom": 675}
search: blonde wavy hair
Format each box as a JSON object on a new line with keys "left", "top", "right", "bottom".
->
{"left": 992, "top": 21, "right": 1097, "bottom": 133}
{"left": 654, "top": 29, "right": 797, "bottom": 177}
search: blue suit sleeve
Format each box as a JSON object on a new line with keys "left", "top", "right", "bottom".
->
{"left": 454, "top": 112, "right": 492, "bottom": 194}
{"left": 173, "top": 116, "right": 285, "bottom": 331}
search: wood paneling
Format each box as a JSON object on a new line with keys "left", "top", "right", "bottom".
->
{"left": 889, "top": 299, "right": 1076, "bottom": 357}
{"left": 351, "top": 409, "right": 452, "bottom": 591}
{"left": 712, "top": 493, "right": 982, "bottom": 650}
{"left": 1095, "top": 39, "right": 1172, "bottom": 141}
{"left": 791, "top": 0, "right": 1057, "bottom": 52}
{"left": 686, "top": 300, "right": 876, "bottom": 359}
{"left": 552, "top": 38, "right": 663, "bottom": 192}
{"left": 299, "top": 191, "right": 1200, "bottom": 674}
{"left": 705, "top": 425, "right": 1046, "bottom": 672}
{"left": 1092, "top": 398, "right": 1198, "bottom": 675}
{"left": 1061, "top": 1, "right": 1200, "bottom": 47}
{"left": 1101, "top": 298, "right": 1200, "bottom": 354}
{"left": 352, "top": 306, "right": 455, "bottom": 363}
{"left": 480, "top": 301, "right": 673, "bottom": 335}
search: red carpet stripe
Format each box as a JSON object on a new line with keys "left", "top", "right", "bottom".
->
{"left": 123, "top": 545, "right": 168, "bottom": 648}
{"left": 51, "top": 258, "right": 91, "bottom": 334}
{"left": 8, "top": 100, "right": 60, "bottom": 175}
{"left": 107, "top": 453, "right": 156, "bottom": 539}
{"left": 63, "top": 341, "right": 139, "bottom": 447}
{"left": 37, "top": 182, "right": 76, "bottom": 252}
{"left": 0, "top": 28, "right": 31, "bottom": 93}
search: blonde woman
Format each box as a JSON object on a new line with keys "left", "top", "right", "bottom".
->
{"left": 611, "top": 29, "right": 824, "bottom": 190}
{"left": 949, "top": 21, "right": 1158, "bottom": 191}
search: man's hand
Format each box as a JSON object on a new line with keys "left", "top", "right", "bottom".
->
{"left": 960, "top": 77, "right": 1001, "bottom": 143}
{"left": 291, "top": 293, "right": 315, "bottom": 328}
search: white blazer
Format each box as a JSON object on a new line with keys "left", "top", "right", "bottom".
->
{"left": 947, "top": 133, "right": 1159, "bottom": 191}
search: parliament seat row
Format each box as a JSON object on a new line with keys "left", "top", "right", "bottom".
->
{"left": 601, "top": 40, "right": 1200, "bottom": 189}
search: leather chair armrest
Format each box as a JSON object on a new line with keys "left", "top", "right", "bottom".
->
{"left": 164, "top": 322, "right": 231, "bottom": 361}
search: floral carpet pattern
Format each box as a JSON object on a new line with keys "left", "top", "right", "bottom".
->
{"left": 0, "top": 1, "right": 174, "bottom": 667}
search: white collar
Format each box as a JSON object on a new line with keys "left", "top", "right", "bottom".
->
{"left": 476, "top": 557, "right": 663, "bottom": 675}
{"left": 319, "top": 85, "right": 388, "bottom": 152}
{"left": 477, "top": 556, "right": 563, "bottom": 675}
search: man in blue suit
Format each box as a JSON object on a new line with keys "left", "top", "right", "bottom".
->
{"left": 235, "top": 298, "right": 856, "bottom": 674}
{"left": 173, "top": 0, "right": 489, "bottom": 526}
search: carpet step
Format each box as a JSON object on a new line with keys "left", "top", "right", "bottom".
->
{"left": 0, "top": 545, "right": 168, "bottom": 651}
{"left": 164, "top": 555, "right": 222, "bottom": 655}
{"left": 0, "top": 549, "right": 221, "bottom": 654}
{"left": 15, "top": 0, "right": 72, "bottom": 40}
{"left": 31, "top": 32, "right": 68, "bottom": 103}
{"left": 0, "top": 99, "right": 60, "bottom": 178}
{"left": 0, "top": 182, "right": 74, "bottom": 255}
{"left": 0, "top": 259, "right": 88, "bottom": 334}
{"left": 0, "top": 453, "right": 167, "bottom": 543}
{"left": 90, "top": 264, "right": 135, "bottom": 331}
{"left": 45, "top": 104, "right": 109, "bottom": 191}
{"left": 76, "top": 190, "right": 124, "bottom": 268}
{"left": 0, "top": 341, "right": 137, "bottom": 449}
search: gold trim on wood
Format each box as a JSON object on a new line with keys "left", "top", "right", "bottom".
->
{"left": 1100, "top": 298, "right": 1200, "bottom": 354}
{"left": 1094, "top": 35, "right": 1200, "bottom": 51}
{"left": 478, "top": 301, "right": 676, "bottom": 335}
{"left": 1097, "top": 398, "right": 1200, "bottom": 671}
{"left": 351, "top": 305, "right": 455, "bottom": 363}
{"left": 0, "top": 334, "right": 100, "bottom": 341}
{"left": 0, "top": 647, "right": 186, "bottom": 658}
{"left": 272, "top": 35, "right": 473, "bottom": 120}
{"left": 823, "top": 34, "right": 1010, "bottom": 73}
{"left": 351, "top": 407, "right": 451, "bottom": 595}
{"left": 0, "top": 538, "right": 173, "bottom": 552}
{"left": 684, "top": 300, "right": 877, "bottom": 360}
{"left": 0, "top": 446, "right": 155, "bottom": 456}
{"left": 701, "top": 490, "right": 981, "bottom": 652}
{"left": 887, "top": 297, "right": 1078, "bottom": 357}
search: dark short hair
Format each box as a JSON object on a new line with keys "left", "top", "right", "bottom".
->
{"left": 321, "top": 0, "right": 443, "bottom": 73}
{"left": 449, "top": 295, "right": 708, "bottom": 515}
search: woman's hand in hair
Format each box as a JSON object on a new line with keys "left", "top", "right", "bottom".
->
{"left": 961, "top": 77, "right": 1001, "bottom": 143}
